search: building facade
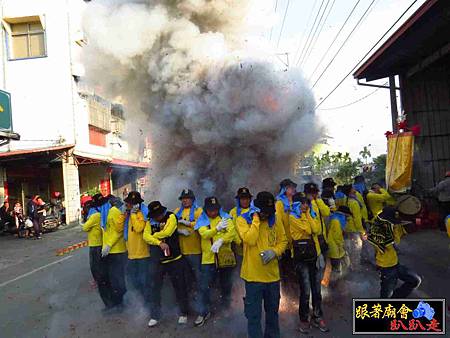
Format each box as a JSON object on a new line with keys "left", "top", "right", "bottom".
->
{"left": 0, "top": 0, "right": 150, "bottom": 224}
{"left": 353, "top": 0, "right": 450, "bottom": 191}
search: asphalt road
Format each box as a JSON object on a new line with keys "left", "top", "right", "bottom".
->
{"left": 0, "top": 226, "right": 448, "bottom": 338}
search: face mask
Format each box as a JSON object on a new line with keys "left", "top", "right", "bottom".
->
{"left": 131, "top": 204, "right": 140, "bottom": 213}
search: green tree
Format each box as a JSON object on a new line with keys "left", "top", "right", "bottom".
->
{"left": 359, "top": 145, "right": 372, "bottom": 164}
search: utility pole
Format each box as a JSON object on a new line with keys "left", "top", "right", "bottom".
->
{"left": 389, "top": 76, "right": 398, "bottom": 130}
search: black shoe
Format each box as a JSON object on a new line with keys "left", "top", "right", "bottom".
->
{"left": 312, "top": 317, "right": 330, "bottom": 332}
{"left": 194, "top": 312, "right": 211, "bottom": 327}
{"left": 299, "top": 320, "right": 310, "bottom": 334}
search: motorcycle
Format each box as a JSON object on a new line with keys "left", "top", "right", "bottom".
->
{"left": 40, "top": 203, "right": 60, "bottom": 232}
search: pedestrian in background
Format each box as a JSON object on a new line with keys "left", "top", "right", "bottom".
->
{"left": 237, "top": 191, "right": 287, "bottom": 338}
{"left": 430, "top": 171, "right": 450, "bottom": 231}
{"left": 123, "top": 191, "right": 150, "bottom": 307}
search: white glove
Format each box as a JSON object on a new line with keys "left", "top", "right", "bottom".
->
{"left": 328, "top": 198, "right": 336, "bottom": 208}
{"left": 261, "top": 250, "right": 276, "bottom": 264}
{"left": 101, "top": 245, "right": 111, "bottom": 258}
{"left": 178, "top": 219, "right": 191, "bottom": 226}
{"left": 177, "top": 228, "right": 191, "bottom": 236}
{"left": 211, "top": 238, "right": 224, "bottom": 253}
{"left": 216, "top": 219, "right": 228, "bottom": 232}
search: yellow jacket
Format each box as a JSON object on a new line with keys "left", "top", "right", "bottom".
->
{"left": 311, "top": 198, "right": 330, "bottom": 242}
{"left": 367, "top": 189, "right": 393, "bottom": 219}
{"left": 174, "top": 206, "right": 203, "bottom": 255}
{"left": 355, "top": 191, "right": 369, "bottom": 222}
{"left": 126, "top": 211, "right": 149, "bottom": 259}
{"left": 375, "top": 224, "right": 406, "bottom": 268}
{"left": 344, "top": 197, "right": 365, "bottom": 234}
{"left": 82, "top": 212, "right": 102, "bottom": 247}
{"left": 237, "top": 213, "right": 287, "bottom": 283}
{"left": 102, "top": 206, "right": 127, "bottom": 254}
{"left": 198, "top": 216, "right": 235, "bottom": 265}
{"left": 275, "top": 200, "right": 292, "bottom": 246}
{"left": 143, "top": 214, "right": 181, "bottom": 263}
{"left": 229, "top": 206, "right": 249, "bottom": 255}
{"left": 327, "top": 217, "right": 345, "bottom": 259}
{"left": 289, "top": 212, "right": 321, "bottom": 256}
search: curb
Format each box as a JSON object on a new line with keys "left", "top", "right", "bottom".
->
{"left": 56, "top": 240, "right": 88, "bottom": 256}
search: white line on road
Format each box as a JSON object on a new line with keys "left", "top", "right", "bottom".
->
{"left": 0, "top": 255, "right": 74, "bottom": 288}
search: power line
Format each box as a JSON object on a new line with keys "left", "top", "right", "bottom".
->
{"left": 312, "top": 0, "right": 378, "bottom": 89}
{"left": 315, "top": 0, "right": 420, "bottom": 109}
{"left": 318, "top": 82, "right": 387, "bottom": 110}
{"left": 302, "top": 0, "right": 336, "bottom": 68}
{"left": 276, "top": 0, "right": 291, "bottom": 49}
{"left": 269, "top": 0, "right": 279, "bottom": 41}
{"left": 308, "top": 0, "right": 361, "bottom": 81}
{"left": 298, "top": 0, "right": 331, "bottom": 67}
{"left": 293, "top": 0, "right": 319, "bottom": 64}
{"left": 295, "top": 0, "right": 325, "bottom": 66}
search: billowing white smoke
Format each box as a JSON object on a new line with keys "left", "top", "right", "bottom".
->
{"left": 82, "top": 0, "right": 322, "bottom": 207}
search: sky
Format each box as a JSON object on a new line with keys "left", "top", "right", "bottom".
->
{"left": 262, "top": 0, "right": 427, "bottom": 159}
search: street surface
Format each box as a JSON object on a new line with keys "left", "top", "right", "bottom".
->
{"left": 0, "top": 226, "right": 448, "bottom": 338}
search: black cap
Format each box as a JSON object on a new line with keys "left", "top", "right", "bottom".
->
{"left": 337, "top": 206, "right": 352, "bottom": 216}
{"left": 354, "top": 175, "right": 365, "bottom": 183}
{"left": 378, "top": 206, "right": 402, "bottom": 224}
{"left": 322, "top": 178, "right": 336, "bottom": 188}
{"left": 254, "top": 191, "right": 276, "bottom": 215}
{"left": 92, "top": 193, "right": 108, "bottom": 207}
{"left": 304, "top": 182, "right": 320, "bottom": 194}
{"left": 124, "top": 191, "right": 144, "bottom": 205}
{"left": 179, "top": 189, "right": 195, "bottom": 200}
{"left": 279, "top": 178, "right": 297, "bottom": 189}
{"left": 204, "top": 196, "right": 221, "bottom": 211}
{"left": 342, "top": 184, "right": 353, "bottom": 196}
{"left": 147, "top": 201, "right": 167, "bottom": 219}
{"left": 236, "top": 187, "right": 253, "bottom": 199}
{"left": 292, "top": 192, "right": 308, "bottom": 204}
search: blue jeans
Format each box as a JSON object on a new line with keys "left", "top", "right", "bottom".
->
{"left": 295, "top": 258, "right": 323, "bottom": 321}
{"left": 378, "top": 264, "right": 421, "bottom": 298}
{"left": 184, "top": 254, "right": 201, "bottom": 312}
{"left": 198, "top": 264, "right": 233, "bottom": 316}
{"left": 127, "top": 257, "right": 150, "bottom": 302}
{"left": 244, "top": 282, "right": 280, "bottom": 338}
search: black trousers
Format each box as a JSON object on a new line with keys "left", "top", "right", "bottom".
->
{"left": 149, "top": 257, "right": 189, "bottom": 319}
{"left": 94, "top": 251, "right": 127, "bottom": 308}
{"left": 89, "top": 246, "right": 112, "bottom": 307}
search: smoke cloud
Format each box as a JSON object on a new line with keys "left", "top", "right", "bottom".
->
{"left": 82, "top": 0, "right": 323, "bottom": 206}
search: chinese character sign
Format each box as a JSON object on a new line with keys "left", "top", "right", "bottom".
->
{"left": 353, "top": 299, "right": 445, "bottom": 334}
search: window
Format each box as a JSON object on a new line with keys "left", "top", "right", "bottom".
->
{"left": 4, "top": 17, "right": 46, "bottom": 60}
{"left": 89, "top": 126, "right": 107, "bottom": 147}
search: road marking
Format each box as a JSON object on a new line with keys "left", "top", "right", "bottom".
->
{"left": 0, "top": 255, "right": 74, "bottom": 288}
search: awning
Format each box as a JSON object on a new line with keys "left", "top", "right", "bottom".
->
{"left": 111, "top": 158, "right": 150, "bottom": 169}
{"left": 0, "top": 144, "right": 74, "bottom": 159}
{"left": 73, "top": 150, "right": 150, "bottom": 169}
{"left": 353, "top": 0, "right": 449, "bottom": 81}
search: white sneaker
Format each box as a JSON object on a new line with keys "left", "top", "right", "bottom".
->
{"left": 194, "top": 312, "right": 210, "bottom": 327}
{"left": 148, "top": 318, "right": 159, "bottom": 327}
{"left": 178, "top": 315, "right": 188, "bottom": 325}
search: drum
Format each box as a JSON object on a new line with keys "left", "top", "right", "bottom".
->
{"left": 396, "top": 194, "right": 422, "bottom": 216}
